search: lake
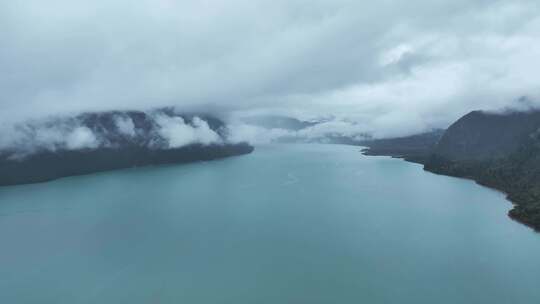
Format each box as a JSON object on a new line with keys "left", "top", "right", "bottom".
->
{"left": 1, "top": 144, "right": 539, "bottom": 303}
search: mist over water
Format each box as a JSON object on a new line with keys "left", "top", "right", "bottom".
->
{"left": 1, "top": 144, "right": 539, "bottom": 303}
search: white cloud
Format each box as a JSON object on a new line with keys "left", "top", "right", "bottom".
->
{"left": 1, "top": 0, "right": 540, "bottom": 138}
{"left": 33, "top": 126, "right": 66, "bottom": 151}
{"left": 114, "top": 116, "right": 136, "bottom": 137}
{"left": 228, "top": 124, "right": 294, "bottom": 144}
{"left": 154, "top": 115, "right": 221, "bottom": 148}
{"left": 228, "top": 119, "right": 373, "bottom": 144}
{"left": 191, "top": 117, "right": 221, "bottom": 145}
{"left": 65, "top": 127, "right": 100, "bottom": 150}
{"left": 0, "top": 121, "right": 102, "bottom": 156}
{"left": 380, "top": 44, "right": 414, "bottom": 66}
{"left": 298, "top": 121, "right": 368, "bottom": 139}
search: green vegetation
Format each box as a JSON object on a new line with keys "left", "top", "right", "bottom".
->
{"left": 0, "top": 109, "right": 254, "bottom": 186}
{"left": 363, "top": 110, "right": 540, "bottom": 231}
{"left": 426, "top": 140, "right": 540, "bottom": 231}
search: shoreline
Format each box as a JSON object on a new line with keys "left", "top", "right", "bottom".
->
{"left": 361, "top": 148, "right": 540, "bottom": 233}
{"left": 0, "top": 143, "right": 254, "bottom": 188}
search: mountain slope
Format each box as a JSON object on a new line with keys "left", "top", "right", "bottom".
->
{"left": 434, "top": 110, "right": 540, "bottom": 161}
{"left": 362, "top": 109, "right": 540, "bottom": 231}
{"left": 0, "top": 109, "right": 253, "bottom": 186}
{"left": 361, "top": 129, "right": 445, "bottom": 164}
{"left": 425, "top": 110, "right": 540, "bottom": 230}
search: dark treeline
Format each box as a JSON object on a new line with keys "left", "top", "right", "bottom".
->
{"left": 0, "top": 109, "right": 254, "bottom": 186}
{"left": 363, "top": 110, "right": 540, "bottom": 231}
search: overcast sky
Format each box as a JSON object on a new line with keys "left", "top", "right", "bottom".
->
{"left": 2, "top": 0, "right": 540, "bottom": 136}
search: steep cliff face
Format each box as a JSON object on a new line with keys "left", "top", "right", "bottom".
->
{"left": 434, "top": 110, "right": 540, "bottom": 161}
{"left": 0, "top": 109, "right": 254, "bottom": 186}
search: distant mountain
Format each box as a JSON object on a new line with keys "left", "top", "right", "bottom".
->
{"left": 425, "top": 110, "right": 540, "bottom": 230}
{"left": 237, "top": 115, "right": 373, "bottom": 144}
{"left": 433, "top": 110, "right": 540, "bottom": 161}
{"left": 361, "top": 129, "right": 445, "bottom": 164}
{"left": 0, "top": 109, "right": 253, "bottom": 186}
{"left": 240, "top": 115, "right": 321, "bottom": 131}
{"left": 362, "top": 109, "right": 540, "bottom": 231}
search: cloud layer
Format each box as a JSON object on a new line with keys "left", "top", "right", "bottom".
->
{"left": 0, "top": 111, "right": 223, "bottom": 159}
{"left": 154, "top": 115, "right": 221, "bottom": 148}
{"left": 2, "top": 0, "right": 540, "bottom": 136}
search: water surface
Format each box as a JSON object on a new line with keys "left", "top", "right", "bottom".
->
{"left": 1, "top": 144, "right": 539, "bottom": 303}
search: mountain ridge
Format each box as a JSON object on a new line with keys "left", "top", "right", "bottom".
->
{"left": 0, "top": 109, "right": 254, "bottom": 186}
{"left": 362, "top": 109, "right": 540, "bottom": 231}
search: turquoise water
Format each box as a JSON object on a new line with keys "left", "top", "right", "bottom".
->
{"left": 1, "top": 144, "right": 539, "bottom": 303}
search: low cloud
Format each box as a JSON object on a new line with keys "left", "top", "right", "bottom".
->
{"left": 228, "top": 124, "right": 294, "bottom": 144}
{"left": 153, "top": 115, "right": 222, "bottom": 148}
{"left": 0, "top": 119, "right": 104, "bottom": 158}
{"left": 297, "top": 121, "right": 369, "bottom": 140}
{"left": 114, "top": 116, "right": 137, "bottom": 137}
{"left": 0, "top": 112, "right": 225, "bottom": 159}
{"left": 65, "top": 127, "right": 100, "bottom": 150}
{"left": 1, "top": 1, "right": 540, "bottom": 138}
{"left": 228, "top": 118, "right": 371, "bottom": 144}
